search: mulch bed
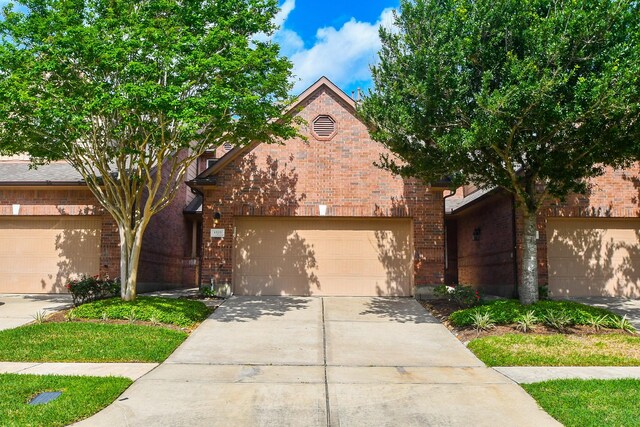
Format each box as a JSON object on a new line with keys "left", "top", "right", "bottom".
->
{"left": 420, "top": 298, "right": 629, "bottom": 343}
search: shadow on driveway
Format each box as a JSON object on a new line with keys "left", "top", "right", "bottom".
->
{"left": 359, "top": 297, "right": 440, "bottom": 324}
{"left": 213, "top": 296, "right": 311, "bottom": 322}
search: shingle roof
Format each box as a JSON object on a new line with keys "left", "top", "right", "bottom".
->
{"left": 0, "top": 161, "right": 86, "bottom": 184}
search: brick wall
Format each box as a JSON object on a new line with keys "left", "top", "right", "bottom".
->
{"left": 452, "top": 164, "right": 640, "bottom": 296}
{"left": 455, "top": 193, "right": 516, "bottom": 297}
{"left": 138, "top": 152, "right": 197, "bottom": 290}
{"left": 200, "top": 85, "right": 445, "bottom": 292}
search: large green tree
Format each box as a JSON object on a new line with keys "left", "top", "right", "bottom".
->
{"left": 0, "top": 0, "right": 297, "bottom": 300}
{"left": 360, "top": 0, "right": 640, "bottom": 304}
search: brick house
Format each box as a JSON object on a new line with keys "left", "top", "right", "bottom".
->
{"left": 187, "top": 77, "right": 446, "bottom": 296}
{"left": 445, "top": 165, "right": 640, "bottom": 298}
{"left": 0, "top": 156, "right": 198, "bottom": 293}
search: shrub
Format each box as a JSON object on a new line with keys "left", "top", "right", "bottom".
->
{"left": 66, "top": 275, "right": 120, "bottom": 306}
{"left": 470, "top": 311, "right": 495, "bottom": 331}
{"left": 610, "top": 315, "right": 637, "bottom": 334}
{"left": 72, "top": 296, "right": 210, "bottom": 328}
{"left": 515, "top": 310, "right": 539, "bottom": 333}
{"left": 433, "top": 284, "right": 482, "bottom": 308}
{"left": 543, "top": 310, "right": 574, "bottom": 331}
{"left": 450, "top": 299, "right": 621, "bottom": 328}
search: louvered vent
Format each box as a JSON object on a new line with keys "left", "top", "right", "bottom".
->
{"left": 223, "top": 142, "right": 233, "bottom": 151}
{"left": 312, "top": 115, "right": 336, "bottom": 138}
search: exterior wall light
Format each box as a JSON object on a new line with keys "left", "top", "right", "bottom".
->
{"left": 472, "top": 227, "right": 481, "bottom": 241}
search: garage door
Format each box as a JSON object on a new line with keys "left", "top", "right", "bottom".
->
{"left": 233, "top": 217, "right": 413, "bottom": 296}
{"left": 547, "top": 218, "right": 640, "bottom": 297}
{"left": 0, "top": 217, "right": 102, "bottom": 293}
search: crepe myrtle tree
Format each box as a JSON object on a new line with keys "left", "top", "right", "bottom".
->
{"left": 360, "top": 0, "right": 640, "bottom": 304}
{"left": 0, "top": 0, "right": 298, "bottom": 300}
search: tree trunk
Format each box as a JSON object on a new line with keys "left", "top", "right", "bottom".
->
{"left": 118, "top": 225, "right": 144, "bottom": 301}
{"left": 520, "top": 210, "right": 539, "bottom": 305}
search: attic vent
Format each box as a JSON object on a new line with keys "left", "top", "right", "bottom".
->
{"left": 223, "top": 142, "right": 233, "bottom": 151}
{"left": 312, "top": 115, "right": 337, "bottom": 139}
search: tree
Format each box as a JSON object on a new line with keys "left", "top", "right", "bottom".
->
{"left": 360, "top": 0, "right": 640, "bottom": 304}
{"left": 0, "top": 0, "right": 297, "bottom": 301}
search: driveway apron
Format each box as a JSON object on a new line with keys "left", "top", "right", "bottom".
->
{"left": 76, "top": 296, "right": 559, "bottom": 426}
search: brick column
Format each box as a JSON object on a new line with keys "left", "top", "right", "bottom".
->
{"left": 405, "top": 180, "right": 445, "bottom": 287}
{"left": 201, "top": 188, "right": 234, "bottom": 287}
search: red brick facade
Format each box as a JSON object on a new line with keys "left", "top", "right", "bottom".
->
{"left": 450, "top": 164, "right": 640, "bottom": 296}
{"left": 198, "top": 81, "right": 445, "bottom": 292}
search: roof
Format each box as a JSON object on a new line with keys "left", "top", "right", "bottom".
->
{"left": 445, "top": 186, "right": 500, "bottom": 214}
{"left": 0, "top": 161, "right": 86, "bottom": 185}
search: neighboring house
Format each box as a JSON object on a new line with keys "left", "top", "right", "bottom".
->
{"left": 0, "top": 77, "right": 447, "bottom": 296}
{"left": 0, "top": 155, "right": 197, "bottom": 293}
{"left": 446, "top": 165, "right": 640, "bottom": 298}
{"left": 188, "top": 77, "right": 447, "bottom": 296}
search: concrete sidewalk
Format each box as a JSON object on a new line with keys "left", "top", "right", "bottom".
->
{"left": 0, "top": 294, "right": 72, "bottom": 331}
{"left": 0, "top": 362, "right": 157, "bottom": 380}
{"left": 76, "top": 297, "right": 559, "bottom": 427}
{"left": 495, "top": 366, "right": 640, "bottom": 384}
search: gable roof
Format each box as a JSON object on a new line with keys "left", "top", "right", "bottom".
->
{"left": 190, "top": 76, "right": 356, "bottom": 185}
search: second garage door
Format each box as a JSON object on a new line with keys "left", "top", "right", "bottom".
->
{"left": 0, "top": 217, "right": 102, "bottom": 293}
{"left": 233, "top": 217, "right": 413, "bottom": 296}
{"left": 547, "top": 218, "right": 640, "bottom": 297}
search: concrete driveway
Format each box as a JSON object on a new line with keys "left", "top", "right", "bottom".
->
{"left": 77, "top": 297, "right": 558, "bottom": 426}
{"left": 0, "top": 294, "right": 72, "bottom": 331}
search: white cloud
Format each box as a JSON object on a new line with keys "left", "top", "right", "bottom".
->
{"left": 274, "top": 5, "right": 397, "bottom": 94}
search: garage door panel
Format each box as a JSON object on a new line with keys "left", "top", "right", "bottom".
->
{"left": 0, "top": 217, "right": 102, "bottom": 293}
{"left": 547, "top": 218, "right": 640, "bottom": 298}
{"left": 234, "top": 218, "right": 413, "bottom": 296}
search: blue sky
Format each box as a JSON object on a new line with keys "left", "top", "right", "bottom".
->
{"left": 272, "top": 0, "right": 399, "bottom": 95}
{"left": 0, "top": 0, "right": 399, "bottom": 95}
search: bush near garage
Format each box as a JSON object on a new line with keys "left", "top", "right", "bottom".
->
{"left": 449, "top": 299, "right": 624, "bottom": 329}
{"left": 66, "top": 275, "right": 120, "bottom": 306}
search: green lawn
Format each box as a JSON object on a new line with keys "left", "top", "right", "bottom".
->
{"left": 72, "top": 296, "right": 210, "bottom": 327}
{"left": 468, "top": 333, "right": 640, "bottom": 366}
{"left": 523, "top": 379, "right": 640, "bottom": 427}
{"left": 0, "top": 323, "right": 187, "bottom": 362}
{"left": 0, "top": 374, "right": 131, "bottom": 427}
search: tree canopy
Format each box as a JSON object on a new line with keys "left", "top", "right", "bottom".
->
{"left": 0, "top": 0, "right": 297, "bottom": 300}
{"left": 360, "top": 0, "right": 640, "bottom": 304}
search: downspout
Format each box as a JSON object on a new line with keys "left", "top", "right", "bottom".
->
{"left": 511, "top": 194, "right": 519, "bottom": 299}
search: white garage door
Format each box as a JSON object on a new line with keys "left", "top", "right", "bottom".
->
{"left": 0, "top": 217, "right": 102, "bottom": 293}
{"left": 547, "top": 218, "right": 640, "bottom": 297}
{"left": 233, "top": 217, "right": 413, "bottom": 296}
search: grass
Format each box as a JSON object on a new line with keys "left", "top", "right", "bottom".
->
{"left": 523, "top": 379, "right": 640, "bottom": 427}
{"left": 72, "top": 296, "right": 210, "bottom": 327}
{"left": 467, "top": 333, "right": 640, "bottom": 366}
{"left": 450, "top": 299, "right": 623, "bottom": 328}
{"left": 0, "top": 373, "right": 131, "bottom": 427}
{"left": 0, "top": 322, "right": 187, "bottom": 363}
